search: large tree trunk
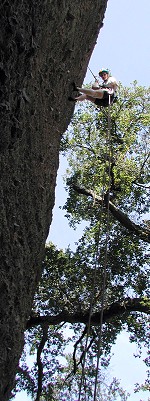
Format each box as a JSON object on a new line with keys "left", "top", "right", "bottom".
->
{"left": 0, "top": 1, "right": 108, "bottom": 399}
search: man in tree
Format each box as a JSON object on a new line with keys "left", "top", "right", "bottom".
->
{"left": 70, "top": 68, "right": 118, "bottom": 107}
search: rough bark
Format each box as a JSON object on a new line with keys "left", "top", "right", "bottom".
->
{"left": 0, "top": 1, "right": 108, "bottom": 399}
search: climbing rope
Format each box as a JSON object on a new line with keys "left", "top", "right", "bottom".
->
{"left": 87, "top": 66, "right": 98, "bottom": 82}
{"left": 93, "top": 94, "right": 112, "bottom": 401}
{"left": 78, "top": 95, "right": 112, "bottom": 401}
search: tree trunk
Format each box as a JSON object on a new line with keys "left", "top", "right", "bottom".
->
{"left": 0, "top": 0, "right": 108, "bottom": 399}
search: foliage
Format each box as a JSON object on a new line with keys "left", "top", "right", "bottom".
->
{"left": 52, "top": 354, "right": 130, "bottom": 401}
{"left": 12, "top": 82, "right": 150, "bottom": 400}
{"left": 62, "top": 81, "right": 150, "bottom": 222}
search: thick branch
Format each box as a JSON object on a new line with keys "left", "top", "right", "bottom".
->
{"left": 72, "top": 184, "right": 150, "bottom": 243}
{"left": 27, "top": 298, "right": 150, "bottom": 329}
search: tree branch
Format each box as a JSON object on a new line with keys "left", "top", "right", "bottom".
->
{"left": 72, "top": 184, "right": 150, "bottom": 243}
{"left": 132, "top": 152, "right": 150, "bottom": 185}
{"left": 73, "top": 326, "right": 87, "bottom": 374}
{"left": 27, "top": 298, "right": 150, "bottom": 329}
{"left": 64, "top": 327, "right": 96, "bottom": 382}
{"left": 35, "top": 325, "right": 48, "bottom": 401}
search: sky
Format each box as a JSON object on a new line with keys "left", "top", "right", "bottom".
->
{"left": 84, "top": 0, "right": 150, "bottom": 87}
{"left": 14, "top": 1, "right": 150, "bottom": 400}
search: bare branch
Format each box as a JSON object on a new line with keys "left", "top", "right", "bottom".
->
{"left": 73, "top": 326, "right": 87, "bottom": 374}
{"left": 64, "top": 327, "right": 96, "bottom": 383}
{"left": 79, "top": 328, "right": 96, "bottom": 367}
{"left": 133, "top": 182, "right": 150, "bottom": 189}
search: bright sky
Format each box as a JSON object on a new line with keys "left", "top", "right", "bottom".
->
{"left": 15, "top": 1, "right": 150, "bottom": 400}
{"left": 85, "top": 0, "right": 150, "bottom": 87}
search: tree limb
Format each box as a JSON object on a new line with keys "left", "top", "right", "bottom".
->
{"left": 35, "top": 325, "right": 49, "bottom": 401}
{"left": 27, "top": 298, "right": 150, "bottom": 329}
{"left": 132, "top": 152, "right": 150, "bottom": 185}
{"left": 72, "top": 184, "right": 150, "bottom": 243}
{"left": 73, "top": 326, "right": 87, "bottom": 374}
{"left": 64, "top": 327, "right": 96, "bottom": 382}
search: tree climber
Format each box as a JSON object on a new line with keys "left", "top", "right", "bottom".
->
{"left": 69, "top": 69, "right": 118, "bottom": 107}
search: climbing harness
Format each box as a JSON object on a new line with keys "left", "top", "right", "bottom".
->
{"left": 78, "top": 94, "right": 112, "bottom": 401}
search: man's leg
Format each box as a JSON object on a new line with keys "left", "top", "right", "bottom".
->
{"left": 75, "top": 94, "right": 87, "bottom": 101}
{"left": 77, "top": 87, "right": 104, "bottom": 99}
{"left": 76, "top": 95, "right": 96, "bottom": 103}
